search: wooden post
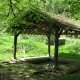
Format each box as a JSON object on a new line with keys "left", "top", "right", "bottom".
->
{"left": 47, "top": 34, "right": 51, "bottom": 57}
{"left": 53, "top": 28, "right": 63, "bottom": 67}
{"left": 46, "top": 33, "right": 51, "bottom": 57}
{"left": 13, "top": 34, "right": 18, "bottom": 59}
{"left": 54, "top": 29, "right": 59, "bottom": 67}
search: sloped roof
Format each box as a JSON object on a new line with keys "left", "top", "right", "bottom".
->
{"left": 47, "top": 13, "right": 80, "bottom": 31}
{"left": 8, "top": 9, "right": 80, "bottom": 35}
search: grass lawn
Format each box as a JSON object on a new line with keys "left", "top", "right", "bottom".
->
{"left": 0, "top": 33, "right": 80, "bottom": 80}
{"left": 0, "top": 33, "right": 80, "bottom": 61}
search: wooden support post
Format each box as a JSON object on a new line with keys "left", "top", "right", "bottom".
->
{"left": 54, "top": 28, "right": 64, "bottom": 67}
{"left": 54, "top": 29, "right": 59, "bottom": 67}
{"left": 46, "top": 33, "right": 51, "bottom": 57}
{"left": 13, "top": 34, "right": 18, "bottom": 59}
{"left": 48, "top": 34, "right": 51, "bottom": 57}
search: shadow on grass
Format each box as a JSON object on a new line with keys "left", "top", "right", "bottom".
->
{"left": 0, "top": 60, "right": 65, "bottom": 80}
{"left": 58, "top": 73, "right": 80, "bottom": 80}
{"left": 1, "top": 58, "right": 80, "bottom": 80}
{"left": 0, "top": 64, "right": 27, "bottom": 80}
{"left": 0, "top": 61, "right": 51, "bottom": 80}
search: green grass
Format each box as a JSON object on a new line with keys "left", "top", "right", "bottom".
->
{"left": 58, "top": 38, "right": 80, "bottom": 59}
{"left": 0, "top": 33, "right": 80, "bottom": 79}
{"left": 0, "top": 33, "right": 54, "bottom": 61}
{"left": 58, "top": 73, "right": 80, "bottom": 80}
{"left": 0, "top": 33, "right": 80, "bottom": 61}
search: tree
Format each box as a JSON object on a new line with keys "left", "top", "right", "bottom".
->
{"left": 63, "top": 0, "right": 80, "bottom": 20}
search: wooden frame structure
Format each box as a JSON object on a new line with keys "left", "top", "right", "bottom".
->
{"left": 8, "top": 9, "right": 80, "bottom": 66}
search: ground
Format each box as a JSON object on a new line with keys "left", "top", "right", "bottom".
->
{"left": 0, "top": 57, "right": 80, "bottom": 80}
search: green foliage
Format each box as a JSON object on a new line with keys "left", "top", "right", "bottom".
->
{"left": 59, "top": 37, "right": 80, "bottom": 59}
{"left": 64, "top": 0, "right": 80, "bottom": 19}
{"left": 0, "top": 0, "right": 42, "bottom": 31}
{"left": 0, "top": 0, "right": 80, "bottom": 33}
{"left": 21, "top": 35, "right": 47, "bottom": 43}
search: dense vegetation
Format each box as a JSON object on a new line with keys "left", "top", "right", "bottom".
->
{"left": 0, "top": 0, "right": 80, "bottom": 31}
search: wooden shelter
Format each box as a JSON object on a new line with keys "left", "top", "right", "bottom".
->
{"left": 8, "top": 9, "right": 80, "bottom": 66}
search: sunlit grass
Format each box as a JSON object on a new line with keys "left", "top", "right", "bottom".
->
{"left": 0, "top": 34, "right": 50, "bottom": 61}
{"left": 0, "top": 33, "right": 80, "bottom": 62}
